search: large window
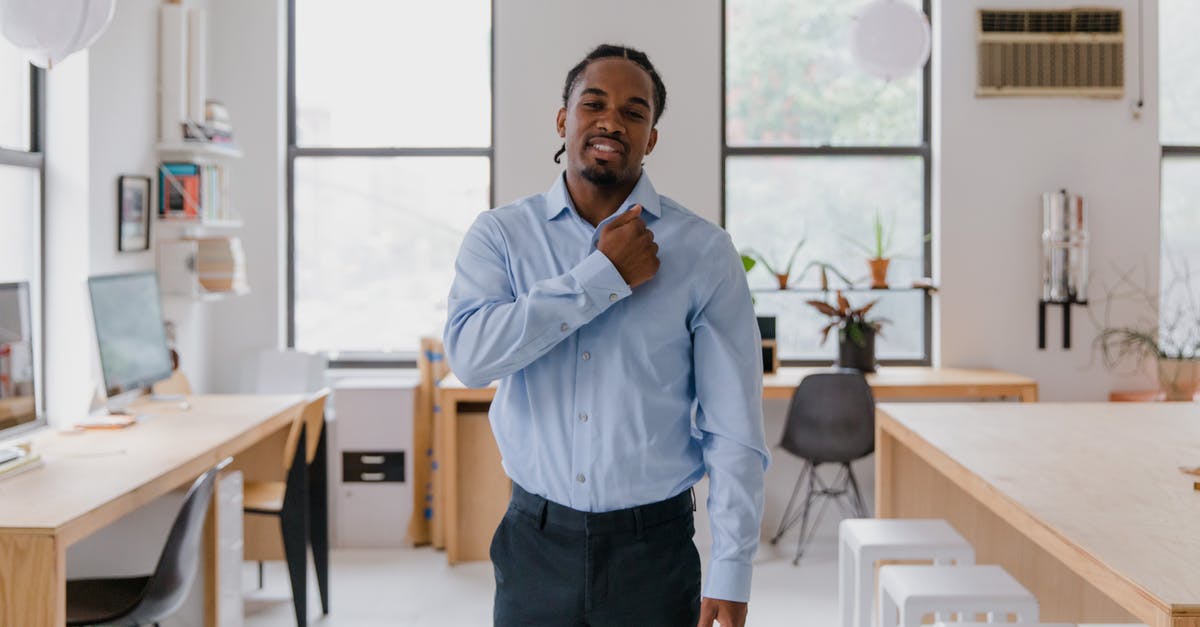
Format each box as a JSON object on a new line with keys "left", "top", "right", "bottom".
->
{"left": 288, "top": 0, "right": 492, "bottom": 363}
{"left": 0, "top": 36, "right": 44, "bottom": 424}
{"left": 723, "top": 0, "right": 931, "bottom": 364}
{"left": 1161, "top": 0, "right": 1200, "bottom": 339}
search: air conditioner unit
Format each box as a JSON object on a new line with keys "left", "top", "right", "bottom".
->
{"left": 977, "top": 8, "right": 1124, "bottom": 98}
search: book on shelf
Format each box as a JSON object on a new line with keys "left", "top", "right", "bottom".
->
{"left": 158, "top": 161, "right": 234, "bottom": 223}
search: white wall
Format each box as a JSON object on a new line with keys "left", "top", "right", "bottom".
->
{"left": 935, "top": 0, "right": 1160, "bottom": 399}
{"left": 204, "top": 0, "right": 288, "bottom": 393}
{"left": 495, "top": 0, "right": 722, "bottom": 222}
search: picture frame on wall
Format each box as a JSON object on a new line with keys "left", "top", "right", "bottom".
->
{"left": 117, "top": 175, "right": 152, "bottom": 252}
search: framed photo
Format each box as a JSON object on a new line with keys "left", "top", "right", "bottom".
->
{"left": 117, "top": 175, "right": 152, "bottom": 252}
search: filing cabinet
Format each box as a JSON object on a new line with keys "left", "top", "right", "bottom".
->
{"left": 331, "top": 377, "right": 417, "bottom": 547}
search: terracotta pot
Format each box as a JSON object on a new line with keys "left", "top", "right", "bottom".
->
{"left": 1157, "top": 357, "right": 1200, "bottom": 401}
{"left": 868, "top": 258, "right": 890, "bottom": 289}
{"left": 775, "top": 273, "right": 789, "bottom": 290}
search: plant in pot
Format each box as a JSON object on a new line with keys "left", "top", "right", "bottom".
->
{"left": 847, "top": 210, "right": 896, "bottom": 289}
{"left": 1095, "top": 328, "right": 1200, "bottom": 401}
{"left": 806, "top": 291, "right": 890, "bottom": 372}
{"left": 741, "top": 239, "right": 806, "bottom": 290}
{"left": 1090, "top": 263, "right": 1200, "bottom": 401}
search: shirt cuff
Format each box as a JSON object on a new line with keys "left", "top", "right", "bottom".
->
{"left": 703, "top": 558, "right": 753, "bottom": 603}
{"left": 570, "top": 249, "right": 632, "bottom": 311}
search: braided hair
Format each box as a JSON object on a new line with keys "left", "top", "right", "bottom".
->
{"left": 554, "top": 44, "right": 667, "bottom": 164}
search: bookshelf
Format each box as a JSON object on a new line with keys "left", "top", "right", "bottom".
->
{"left": 156, "top": 141, "right": 243, "bottom": 163}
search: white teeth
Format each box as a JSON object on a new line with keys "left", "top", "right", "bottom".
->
{"left": 591, "top": 143, "right": 616, "bottom": 152}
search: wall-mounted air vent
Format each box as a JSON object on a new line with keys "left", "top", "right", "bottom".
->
{"left": 977, "top": 8, "right": 1124, "bottom": 98}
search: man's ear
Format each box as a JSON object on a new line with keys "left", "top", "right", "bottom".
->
{"left": 556, "top": 108, "right": 567, "bottom": 138}
{"left": 645, "top": 127, "right": 658, "bottom": 155}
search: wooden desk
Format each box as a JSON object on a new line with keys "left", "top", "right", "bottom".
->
{"left": 0, "top": 394, "right": 306, "bottom": 627}
{"left": 1110, "top": 389, "right": 1199, "bottom": 402}
{"left": 764, "top": 366, "right": 1038, "bottom": 402}
{"left": 437, "top": 366, "right": 1039, "bottom": 563}
{"left": 876, "top": 402, "right": 1200, "bottom": 625}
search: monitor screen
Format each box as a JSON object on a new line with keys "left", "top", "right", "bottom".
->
{"left": 88, "top": 272, "right": 174, "bottom": 397}
{"left": 0, "top": 282, "right": 37, "bottom": 433}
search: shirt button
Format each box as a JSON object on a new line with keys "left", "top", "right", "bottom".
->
{"left": 560, "top": 322, "right": 569, "bottom": 332}
{"left": 581, "top": 351, "right": 591, "bottom": 361}
{"left": 609, "top": 293, "right": 618, "bottom": 302}
{"left": 579, "top": 413, "right": 589, "bottom": 422}
{"left": 576, "top": 473, "right": 586, "bottom": 483}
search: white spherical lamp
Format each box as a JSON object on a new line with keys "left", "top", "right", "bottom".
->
{"left": 850, "top": 0, "right": 931, "bottom": 81}
{"left": 0, "top": 0, "right": 115, "bottom": 69}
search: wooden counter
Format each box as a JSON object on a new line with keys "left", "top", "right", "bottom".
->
{"left": 436, "top": 366, "right": 1038, "bottom": 563}
{"left": 0, "top": 394, "right": 306, "bottom": 627}
{"left": 876, "top": 402, "right": 1200, "bottom": 626}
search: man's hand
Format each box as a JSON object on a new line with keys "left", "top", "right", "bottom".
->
{"left": 597, "top": 205, "right": 659, "bottom": 288}
{"left": 696, "top": 597, "right": 748, "bottom": 627}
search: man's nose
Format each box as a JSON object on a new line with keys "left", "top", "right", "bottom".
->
{"left": 596, "top": 109, "right": 625, "bottom": 135}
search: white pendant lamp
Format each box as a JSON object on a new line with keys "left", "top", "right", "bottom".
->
{"left": 0, "top": 0, "right": 116, "bottom": 69}
{"left": 850, "top": 0, "right": 931, "bottom": 81}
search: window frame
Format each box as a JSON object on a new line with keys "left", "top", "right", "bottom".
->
{"left": 719, "top": 0, "right": 933, "bottom": 366}
{"left": 0, "top": 64, "right": 47, "bottom": 435}
{"left": 285, "top": 0, "right": 496, "bottom": 368}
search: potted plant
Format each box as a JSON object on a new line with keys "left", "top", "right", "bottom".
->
{"left": 741, "top": 239, "right": 806, "bottom": 289}
{"left": 1095, "top": 328, "right": 1200, "bottom": 401}
{"left": 1091, "top": 263, "right": 1200, "bottom": 401}
{"left": 807, "top": 291, "right": 890, "bottom": 372}
{"left": 847, "top": 210, "right": 896, "bottom": 289}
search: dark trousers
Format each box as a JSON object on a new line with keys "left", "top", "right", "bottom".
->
{"left": 491, "top": 483, "right": 701, "bottom": 627}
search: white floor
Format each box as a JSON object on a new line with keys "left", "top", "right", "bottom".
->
{"left": 243, "top": 492, "right": 848, "bottom": 626}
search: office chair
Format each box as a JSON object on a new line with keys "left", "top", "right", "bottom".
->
{"left": 770, "top": 370, "right": 875, "bottom": 565}
{"left": 243, "top": 389, "right": 330, "bottom": 627}
{"left": 65, "top": 459, "right": 230, "bottom": 626}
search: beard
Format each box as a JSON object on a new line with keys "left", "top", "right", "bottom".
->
{"left": 580, "top": 163, "right": 620, "bottom": 186}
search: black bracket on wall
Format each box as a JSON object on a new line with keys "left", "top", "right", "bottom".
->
{"left": 1038, "top": 299, "right": 1088, "bottom": 350}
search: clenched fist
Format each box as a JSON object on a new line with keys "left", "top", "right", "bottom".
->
{"left": 597, "top": 205, "right": 659, "bottom": 288}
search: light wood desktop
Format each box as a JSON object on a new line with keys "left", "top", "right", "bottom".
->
{"left": 876, "top": 402, "right": 1200, "bottom": 626}
{"left": 436, "top": 366, "right": 1039, "bottom": 564}
{"left": 0, "top": 394, "right": 307, "bottom": 627}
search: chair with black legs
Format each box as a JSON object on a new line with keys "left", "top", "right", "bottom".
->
{"left": 769, "top": 370, "right": 875, "bottom": 565}
{"left": 243, "top": 389, "right": 330, "bottom": 627}
{"left": 65, "top": 459, "right": 230, "bottom": 626}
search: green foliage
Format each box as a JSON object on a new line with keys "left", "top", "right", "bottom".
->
{"left": 806, "top": 290, "right": 890, "bottom": 346}
{"left": 741, "top": 238, "right": 806, "bottom": 278}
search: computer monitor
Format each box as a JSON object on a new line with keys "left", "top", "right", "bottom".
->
{"left": 0, "top": 282, "right": 38, "bottom": 436}
{"left": 87, "top": 272, "right": 174, "bottom": 405}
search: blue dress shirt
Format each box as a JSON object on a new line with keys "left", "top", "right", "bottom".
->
{"left": 444, "top": 172, "right": 770, "bottom": 602}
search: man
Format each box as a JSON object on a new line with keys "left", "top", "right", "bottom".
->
{"left": 445, "top": 44, "right": 769, "bottom": 627}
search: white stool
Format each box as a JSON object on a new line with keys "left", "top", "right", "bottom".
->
{"left": 840, "top": 519, "right": 975, "bottom": 627}
{"left": 879, "top": 565, "right": 1038, "bottom": 626}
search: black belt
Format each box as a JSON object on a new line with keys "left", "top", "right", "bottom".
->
{"left": 510, "top": 482, "right": 695, "bottom": 535}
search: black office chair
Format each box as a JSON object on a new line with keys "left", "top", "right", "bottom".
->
{"left": 66, "top": 459, "right": 230, "bottom": 626}
{"left": 769, "top": 370, "right": 875, "bottom": 565}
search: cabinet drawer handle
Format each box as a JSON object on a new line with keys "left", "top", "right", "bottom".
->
{"left": 360, "top": 472, "right": 386, "bottom": 481}
{"left": 360, "top": 455, "right": 385, "bottom": 464}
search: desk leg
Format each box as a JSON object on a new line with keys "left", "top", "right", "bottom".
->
{"left": 204, "top": 479, "right": 221, "bottom": 627}
{"left": 442, "top": 397, "right": 461, "bottom": 564}
{"left": 310, "top": 424, "right": 331, "bottom": 614}
{"left": 1019, "top": 386, "right": 1038, "bottom": 403}
{"left": 874, "top": 412, "right": 895, "bottom": 519}
{"left": 0, "top": 533, "right": 65, "bottom": 627}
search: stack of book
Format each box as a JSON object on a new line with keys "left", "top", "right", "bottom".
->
{"left": 159, "top": 161, "right": 234, "bottom": 223}
{"left": 0, "top": 446, "right": 42, "bottom": 480}
{"left": 194, "top": 236, "right": 248, "bottom": 293}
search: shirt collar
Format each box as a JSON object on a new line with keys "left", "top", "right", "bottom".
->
{"left": 544, "top": 171, "right": 663, "bottom": 222}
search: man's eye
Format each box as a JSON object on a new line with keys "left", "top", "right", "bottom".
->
{"left": 583, "top": 102, "right": 602, "bottom": 110}
{"left": 628, "top": 110, "right": 646, "bottom": 120}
